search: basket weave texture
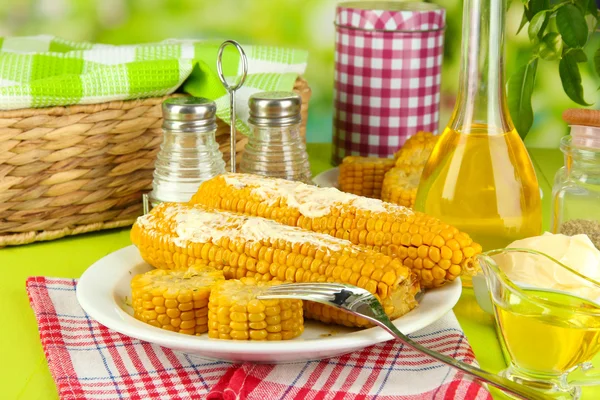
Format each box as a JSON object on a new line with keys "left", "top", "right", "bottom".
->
{"left": 0, "top": 77, "right": 311, "bottom": 246}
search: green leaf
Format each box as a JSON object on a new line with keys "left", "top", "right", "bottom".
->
{"left": 559, "top": 53, "right": 592, "bottom": 105}
{"left": 589, "top": 0, "right": 599, "bottom": 19}
{"left": 508, "top": 59, "right": 538, "bottom": 139}
{"left": 525, "top": 0, "right": 550, "bottom": 20}
{"left": 528, "top": 11, "right": 548, "bottom": 40}
{"left": 518, "top": 11, "right": 529, "bottom": 34}
{"left": 575, "top": 0, "right": 589, "bottom": 14}
{"left": 569, "top": 48, "right": 588, "bottom": 62}
{"left": 594, "top": 47, "right": 600, "bottom": 79}
{"left": 556, "top": 5, "right": 589, "bottom": 47}
{"left": 538, "top": 32, "right": 563, "bottom": 60}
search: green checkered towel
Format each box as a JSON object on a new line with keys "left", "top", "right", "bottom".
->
{"left": 0, "top": 35, "right": 308, "bottom": 134}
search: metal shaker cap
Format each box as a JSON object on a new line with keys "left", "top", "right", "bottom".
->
{"left": 248, "top": 91, "right": 302, "bottom": 127}
{"left": 162, "top": 97, "right": 217, "bottom": 132}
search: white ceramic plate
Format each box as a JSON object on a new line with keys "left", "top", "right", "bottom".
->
{"left": 77, "top": 245, "right": 462, "bottom": 363}
{"left": 313, "top": 166, "right": 340, "bottom": 188}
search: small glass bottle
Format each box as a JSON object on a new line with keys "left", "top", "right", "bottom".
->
{"left": 149, "top": 97, "right": 226, "bottom": 206}
{"left": 552, "top": 110, "right": 600, "bottom": 250}
{"left": 414, "top": 0, "right": 542, "bottom": 286}
{"left": 240, "top": 91, "right": 311, "bottom": 183}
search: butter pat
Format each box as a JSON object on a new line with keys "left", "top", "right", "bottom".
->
{"left": 496, "top": 232, "right": 600, "bottom": 297}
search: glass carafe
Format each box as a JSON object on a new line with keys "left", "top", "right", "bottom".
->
{"left": 415, "top": 0, "right": 542, "bottom": 286}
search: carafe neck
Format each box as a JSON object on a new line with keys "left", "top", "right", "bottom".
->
{"left": 450, "top": 0, "right": 513, "bottom": 135}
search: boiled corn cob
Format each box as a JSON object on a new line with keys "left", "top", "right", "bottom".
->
{"left": 381, "top": 132, "right": 438, "bottom": 208}
{"left": 392, "top": 131, "right": 438, "bottom": 168}
{"left": 208, "top": 278, "right": 303, "bottom": 340}
{"left": 191, "top": 174, "right": 481, "bottom": 288}
{"left": 131, "top": 266, "right": 225, "bottom": 335}
{"left": 380, "top": 167, "right": 420, "bottom": 208}
{"left": 130, "top": 202, "right": 418, "bottom": 327}
{"left": 338, "top": 156, "right": 395, "bottom": 199}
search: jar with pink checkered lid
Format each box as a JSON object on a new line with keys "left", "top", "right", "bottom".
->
{"left": 332, "top": 1, "right": 445, "bottom": 165}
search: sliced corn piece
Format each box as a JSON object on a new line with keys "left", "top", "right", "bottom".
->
{"left": 131, "top": 266, "right": 225, "bottom": 335}
{"left": 208, "top": 277, "right": 303, "bottom": 340}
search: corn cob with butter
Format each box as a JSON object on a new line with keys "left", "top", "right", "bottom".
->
{"left": 209, "top": 278, "right": 304, "bottom": 340}
{"left": 392, "top": 131, "right": 437, "bottom": 168}
{"left": 381, "top": 132, "right": 438, "bottom": 208}
{"left": 191, "top": 174, "right": 481, "bottom": 288}
{"left": 130, "top": 202, "right": 418, "bottom": 327}
{"left": 380, "top": 166, "right": 421, "bottom": 208}
{"left": 131, "top": 266, "right": 225, "bottom": 335}
{"left": 338, "top": 156, "right": 395, "bottom": 199}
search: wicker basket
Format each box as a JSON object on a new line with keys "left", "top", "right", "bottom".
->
{"left": 0, "top": 77, "right": 311, "bottom": 246}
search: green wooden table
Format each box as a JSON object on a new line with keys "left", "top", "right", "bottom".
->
{"left": 3, "top": 143, "right": 588, "bottom": 399}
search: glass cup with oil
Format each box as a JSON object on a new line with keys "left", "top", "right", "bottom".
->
{"left": 478, "top": 249, "right": 600, "bottom": 400}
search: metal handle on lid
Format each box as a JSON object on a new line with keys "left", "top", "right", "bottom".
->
{"left": 217, "top": 40, "right": 248, "bottom": 173}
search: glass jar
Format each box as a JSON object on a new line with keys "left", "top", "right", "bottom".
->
{"left": 149, "top": 97, "right": 226, "bottom": 206}
{"left": 552, "top": 124, "right": 600, "bottom": 250}
{"left": 240, "top": 92, "right": 311, "bottom": 183}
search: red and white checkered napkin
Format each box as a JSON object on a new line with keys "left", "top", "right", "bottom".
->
{"left": 27, "top": 276, "right": 491, "bottom": 400}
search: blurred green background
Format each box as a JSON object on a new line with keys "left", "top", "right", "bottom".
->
{"left": 1, "top": 0, "right": 598, "bottom": 147}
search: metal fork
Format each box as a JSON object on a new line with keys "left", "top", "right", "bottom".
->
{"left": 257, "top": 282, "right": 547, "bottom": 400}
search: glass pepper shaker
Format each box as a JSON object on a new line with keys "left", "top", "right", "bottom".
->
{"left": 240, "top": 91, "right": 311, "bottom": 183}
{"left": 148, "top": 97, "right": 226, "bottom": 207}
{"left": 552, "top": 109, "right": 600, "bottom": 250}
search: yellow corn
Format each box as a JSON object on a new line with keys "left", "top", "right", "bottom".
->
{"left": 208, "top": 278, "right": 304, "bottom": 340}
{"left": 130, "top": 202, "right": 418, "bottom": 326}
{"left": 338, "top": 156, "right": 395, "bottom": 199}
{"left": 381, "top": 132, "right": 438, "bottom": 208}
{"left": 392, "top": 131, "right": 438, "bottom": 168}
{"left": 131, "top": 266, "right": 225, "bottom": 335}
{"left": 190, "top": 174, "right": 481, "bottom": 288}
{"left": 380, "top": 167, "right": 420, "bottom": 208}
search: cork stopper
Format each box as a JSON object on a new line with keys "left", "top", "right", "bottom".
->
{"left": 562, "top": 109, "right": 600, "bottom": 149}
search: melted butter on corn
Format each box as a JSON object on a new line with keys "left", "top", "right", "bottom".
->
{"left": 223, "top": 173, "right": 393, "bottom": 218}
{"left": 163, "top": 204, "right": 348, "bottom": 252}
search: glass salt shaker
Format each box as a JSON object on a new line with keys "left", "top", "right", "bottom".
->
{"left": 148, "top": 97, "right": 226, "bottom": 207}
{"left": 552, "top": 109, "right": 600, "bottom": 249}
{"left": 240, "top": 91, "right": 311, "bottom": 183}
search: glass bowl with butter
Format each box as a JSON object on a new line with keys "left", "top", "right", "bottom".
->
{"left": 476, "top": 237, "right": 600, "bottom": 399}
{"left": 473, "top": 232, "right": 600, "bottom": 314}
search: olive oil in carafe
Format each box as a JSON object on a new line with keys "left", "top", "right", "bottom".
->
{"left": 415, "top": 124, "right": 542, "bottom": 253}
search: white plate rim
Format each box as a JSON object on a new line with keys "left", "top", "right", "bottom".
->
{"left": 313, "top": 166, "right": 340, "bottom": 188}
{"left": 77, "top": 245, "right": 461, "bottom": 359}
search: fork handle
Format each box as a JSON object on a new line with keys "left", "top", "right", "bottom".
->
{"left": 377, "top": 320, "right": 548, "bottom": 400}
